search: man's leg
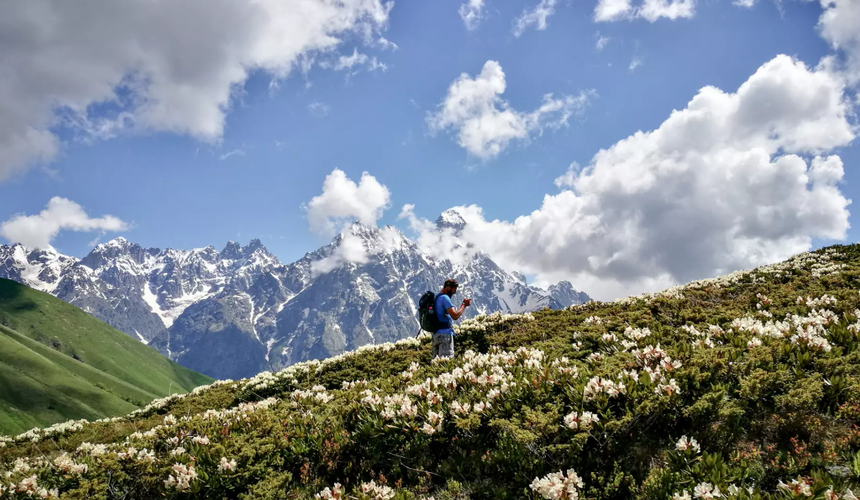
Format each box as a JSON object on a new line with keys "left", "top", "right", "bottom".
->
{"left": 440, "top": 333, "right": 454, "bottom": 358}
{"left": 431, "top": 333, "right": 441, "bottom": 358}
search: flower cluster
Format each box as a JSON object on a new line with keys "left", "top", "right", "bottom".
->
{"left": 359, "top": 480, "right": 395, "bottom": 500}
{"left": 454, "top": 311, "right": 535, "bottom": 334}
{"left": 316, "top": 483, "right": 344, "bottom": 499}
{"left": 777, "top": 478, "right": 812, "bottom": 497}
{"left": 583, "top": 316, "right": 604, "bottom": 325}
{"left": 164, "top": 463, "right": 197, "bottom": 491}
{"left": 530, "top": 469, "right": 584, "bottom": 499}
{"left": 583, "top": 376, "right": 625, "bottom": 400}
{"left": 52, "top": 453, "right": 88, "bottom": 475}
{"left": 563, "top": 411, "right": 598, "bottom": 430}
{"left": 217, "top": 457, "right": 237, "bottom": 473}
{"left": 675, "top": 435, "right": 700, "bottom": 453}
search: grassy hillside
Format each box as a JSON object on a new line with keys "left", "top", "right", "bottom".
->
{"left": 3, "top": 247, "right": 860, "bottom": 499}
{"left": 0, "top": 279, "right": 212, "bottom": 435}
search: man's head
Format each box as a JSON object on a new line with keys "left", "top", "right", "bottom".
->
{"left": 442, "top": 278, "right": 459, "bottom": 297}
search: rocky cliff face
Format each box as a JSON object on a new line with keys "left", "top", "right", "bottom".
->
{"left": 0, "top": 213, "right": 590, "bottom": 379}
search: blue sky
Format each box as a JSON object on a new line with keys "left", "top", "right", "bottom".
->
{"left": 1, "top": 0, "right": 857, "bottom": 298}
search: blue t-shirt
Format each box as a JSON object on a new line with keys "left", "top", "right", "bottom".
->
{"left": 435, "top": 293, "right": 455, "bottom": 334}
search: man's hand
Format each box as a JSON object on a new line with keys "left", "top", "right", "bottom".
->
{"left": 463, "top": 298, "right": 472, "bottom": 307}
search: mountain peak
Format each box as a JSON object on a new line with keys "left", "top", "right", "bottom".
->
{"left": 220, "top": 240, "right": 242, "bottom": 259}
{"left": 436, "top": 209, "right": 467, "bottom": 232}
{"left": 96, "top": 237, "right": 130, "bottom": 250}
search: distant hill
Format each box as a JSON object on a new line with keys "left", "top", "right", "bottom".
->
{"left": 0, "top": 279, "right": 212, "bottom": 435}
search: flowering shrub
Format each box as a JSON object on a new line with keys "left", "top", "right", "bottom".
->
{"left": 2, "top": 245, "right": 860, "bottom": 498}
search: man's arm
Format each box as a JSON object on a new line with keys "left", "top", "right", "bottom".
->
{"left": 446, "top": 298, "right": 471, "bottom": 320}
{"left": 447, "top": 304, "right": 466, "bottom": 320}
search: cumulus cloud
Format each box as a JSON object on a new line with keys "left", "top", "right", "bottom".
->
{"left": 459, "top": 0, "right": 486, "bottom": 30}
{"left": 408, "top": 55, "right": 855, "bottom": 300}
{"left": 427, "top": 60, "right": 595, "bottom": 159}
{"left": 398, "top": 205, "right": 481, "bottom": 266}
{"left": 310, "top": 227, "right": 370, "bottom": 275}
{"left": 1, "top": 197, "right": 129, "bottom": 249}
{"left": 817, "top": 0, "right": 860, "bottom": 81}
{"left": 512, "top": 0, "right": 559, "bottom": 37}
{"left": 0, "top": 0, "right": 393, "bottom": 181}
{"left": 595, "top": 0, "right": 694, "bottom": 22}
{"left": 305, "top": 169, "right": 391, "bottom": 235}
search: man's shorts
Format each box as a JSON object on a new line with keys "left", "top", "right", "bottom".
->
{"left": 431, "top": 332, "right": 455, "bottom": 358}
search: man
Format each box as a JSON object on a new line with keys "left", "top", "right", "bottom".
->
{"left": 432, "top": 278, "right": 471, "bottom": 359}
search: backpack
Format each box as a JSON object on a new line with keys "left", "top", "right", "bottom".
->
{"left": 418, "top": 291, "right": 445, "bottom": 333}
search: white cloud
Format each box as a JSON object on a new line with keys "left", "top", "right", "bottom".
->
{"left": 308, "top": 101, "right": 331, "bottom": 117}
{"left": 817, "top": 0, "right": 860, "bottom": 82}
{"left": 310, "top": 227, "right": 370, "bottom": 275}
{"left": 1, "top": 197, "right": 129, "bottom": 249}
{"left": 305, "top": 169, "right": 391, "bottom": 235}
{"left": 553, "top": 162, "right": 581, "bottom": 188}
{"left": 629, "top": 57, "right": 643, "bottom": 71}
{"left": 459, "top": 0, "right": 486, "bottom": 30}
{"left": 0, "top": 0, "right": 393, "bottom": 181}
{"left": 595, "top": 33, "right": 612, "bottom": 50}
{"left": 595, "top": 0, "right": 694, "bottom": 21}
{"left": 513, "top": 0, "right": 559, "bottom": 37}
{"left": 398, "top": 205, "right": 480, "bottom": 266}
{"left": 409, "top": 55, "right": 855, "bottom": 300}
{"left": 219, "top": 149, "right": 245, "bottom": 160}
{"left": 376, "top": 36, "right": 399, "bottom": 50}
{"left": 333, "top": 48, "right": 387, "bottom": 72}
{"left": 427, "top": 60, "right": 595, "bottom": 159}
{"left": 595, "top": 0, "right": 634, "bottom": 21}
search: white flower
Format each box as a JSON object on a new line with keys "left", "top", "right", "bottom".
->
{"left": 673, "top": 492, "right": 692, "bottom": 500}
{"left": 164, "top": 463, "right": 197, "bottom": 491}
{"left": 693, "top": 482, "right": 722, "bottom": 499}
{"left": 420, "top": 423, "right": 436, "bottom": 435}
{"left": 778, "top": 479, "right": 813, "bottom": 497}
{"left": 747, "top": 337, "right": 762, "bottom": 348}
{"left": 360, "top": 480, "right": 395, "bottom": 500}
{"left": 675, "top": 435, "right": 700, "bottom": 453}
{"left": 316, "top": 483, "right": 344, "bottom": 500}
{"left": 218, "top": 457, "right": 237, "bottom": 472}
{"left": 530, "top": 469, "right": 584, "bottom": 499}
{"left": 656, "top": 379, "right": 681, "bottom": 396}
{"left": 191, "top": 435, "right": 210, "bottom": 445}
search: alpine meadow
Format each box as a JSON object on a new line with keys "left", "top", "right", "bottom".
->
{"left": 4, "top": 246, "right": 860, "bottom": 499}
{"left": 0, "top": 279, "right": 212, "bottom": 436}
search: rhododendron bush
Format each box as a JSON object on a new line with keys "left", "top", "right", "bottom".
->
{"left": 3, "top": 246, "right": 860, "bottom": 498}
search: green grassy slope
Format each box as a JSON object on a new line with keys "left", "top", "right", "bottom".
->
{"left": 4, "top": 247, "right": 860, "bottom": 499}
{"left": 0, "top": 279, "right": 212, "bottom": 435}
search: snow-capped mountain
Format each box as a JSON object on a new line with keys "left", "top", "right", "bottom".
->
{"left": 0, "top": 213, "right": 590, "bottom": 379}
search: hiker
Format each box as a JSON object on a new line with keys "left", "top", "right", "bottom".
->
{"left": 432, "top": 278, "right": 471, "bottom": 359}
